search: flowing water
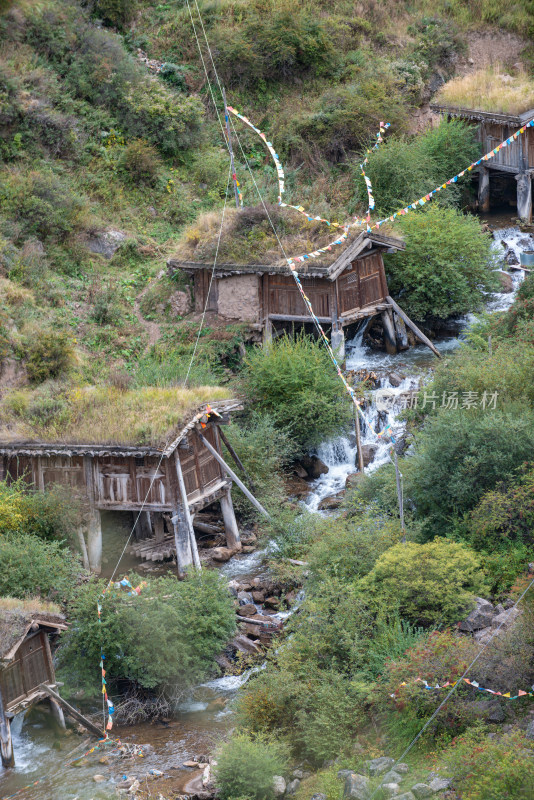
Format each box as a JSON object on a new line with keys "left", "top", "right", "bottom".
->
{"left": 0, "top": 226, "right": 528, "bottom": 800}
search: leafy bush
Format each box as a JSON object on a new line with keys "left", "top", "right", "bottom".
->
{"left": 406, "top": 409, "right": 534, "bottom": 537}
{"left": 0, "top": 479, "right": 83, "bottom": 543}
{"left": 215, "top": 734, "right": 287, "bottom": 800}
{"left": 442, "top": 726, "right": 534, "bottom": 800}
{"left": 358, "top": 119, "right": 479, "bottom": 216}
{"left": 378, "top": 629, "right": 476, "bottom": 742}
{"left": 359, "top": 540, "right": 488, "bottom": 627}
{"left": 223, "top": 414, "right": 296, "bottom": 521}
{"left": 60, "top": 571, "right": 236, "bottom": 694}
{"left": 0, "top": 533, "right": 82, "bottom": 602}
{"left": 243, "top": 335, "right": 352, "bottom": 453}
{"left": 0, "top": 171, "right": 89, "bottom": 243}
{"left": 384, "top": 204, "right": 497, "bottom": 321}
{"left": 467, "top": 465, "right": 534, "bottom": 551}
{"left": 90, "top": 282, "right": 122, "bottom": 325}
{"left": 159, "top": 62, "right": 188, "bottom": 91}
{"left": 118, "top": 139, "right": 161, "bottom": 186}
{"left": 20, "top": 326, "right": 75, "bottom": 383}
{"left": 89, "top": 0, "right": 137, "bottom": 29}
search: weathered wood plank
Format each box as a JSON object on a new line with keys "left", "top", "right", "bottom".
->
{"left": 386, "top": 296, "right": 441, "bottom": 358}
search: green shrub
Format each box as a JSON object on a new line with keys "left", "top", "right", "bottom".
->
{"left": 89, "top": 0, "right": 137, "bottom": 29}
{"left": 215, "top": 734, "right": 287, "bottom": 800}
{"left": 223, "top": 414, "right": 296, "bottom": 521}
{"left": 20, "top": 326, "right": 75, "bottom": 383}
{"left": 359, "top": 540, "right": 488, "bottom": 627}
{"left": 358, "top": 119, "right": 479, "bottom": 216}
{"left": 0, "top": 533, "right": 82, "bottom": 602}
{"left": 0, "top": 479, "right": 83, "bottom": 543}
{"left": 378, "top": 629, "right": 476, "bottom": 742}
{"left": 406, "top": 409, "right": 534, "bottom": 537}
{"left": 384, "top": 204, "right": 497, "bottom": 321}
{"left": 159, "top": 62, "right": 188, "bottom": 91}
{"left": 441, "top": 725, "right": 534, "bottom": 800}
{"left": 60, "top": 571, "right": 236, "bottom": 694}
{"left": 90, "top": 282, "right": 123, "bottom": 325}
{"left": 467, "top": 465, "right": 534, "bottom": 551}
{"left": 0, "top": 171, "right": 89, "bottom": 243}
{"left": 118, "top": 139, "right": 161, "bottom": 186}
{"left": 243, "top": 335, "right": 352, "bottom": 453}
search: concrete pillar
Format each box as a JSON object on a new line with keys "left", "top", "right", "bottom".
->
{"left": 220, "top": 488, "right": 241, "bottom": 552}
{"left": 86, "top": 508, "right": 102, "bottom": 574}
{"left": 516, "top": 171, "right": 532, "bottom": 222}
{"left": 381, "top": 309, "right": 397, "bottom": 356}
{"left": 331, "top": 327, "right": 345, "bottom": 362}
{"left": 478, "top": 166, "right": 490, "bottom": 213}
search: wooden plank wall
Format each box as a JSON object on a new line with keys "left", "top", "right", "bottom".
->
{"left": 265, "top": 274, "right": 332, "bottom": 318}
{"left": 337, "top": 252, "right": 387, "bottom": 315}
{"left": 0, "top": 632, "right": 53, "bottom": 711}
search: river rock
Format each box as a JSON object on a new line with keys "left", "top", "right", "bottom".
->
{"left": 428, "top": 778, "right": 451, "bottom": 792}
{"left": 382, "top": 770, "right": 403, "bottom": 784}
{"left": 504, "top": 247, "right": 519, "bottom": 265}
{"left": 366, "top": 757, "right": 395, "bottom": 776}
{"left": 264, "top": 596, "right": 281, "bottom": 609}
{"left": 230, "top": 634, "right": 262, "bottom": 654}
{"left": 300, "top": 455, "right": 329, "bottom": 479}
{"left": 93, "top": 774, "right": 106, "bottom": 782}
{"left": 382, "top": 785, "right": 400, "bottom": 798}
{"left": 497, "top": 271, "right": 514, "bottom": 292}
{"left": 237, "top": 591, "right": 254, "bottom": 605}
{"left": 388, "top": 371, "right": 405, "bottom": 387}
{"left": 287, "top": 778, "right": 301, "bottom": 794}
{"left": 345, "top": 473, "right": 363, "bottom": 490}
{"left": 319, "top": 493, "right": 344, "bottom": 511}
{"left": 492, "top": 606, "right": 520, "bottom": 628}
{"left": 237, "top": 603, "right": 257, "bottom": 617}
{"left": 273, "top": 776, "right": 286, "bottom": 796}
{"left": 396, "top": 764, "right": 409, "bottom": 774}
{"left": 252, "top": 590, "right": 266, "bottom": 603}
{"left": 411, "top": 784, "right": 433, "bottom": 799}
{"left": 359, "top": 444, "right": 377, "bottom": 468}
{"left": 242, "top": 544, "right": 256, "bottom": 553}
{"left": 344, "top": 773, "right": 370, "bottom": 799}
{"left": 294, "top": 463, "right": 308, "bottom": 479}
{"left": 212, "top": 547, "right": 233, "bottom": 562}
{"left": 458, "top": 598, "right": 495, "bottom": 631}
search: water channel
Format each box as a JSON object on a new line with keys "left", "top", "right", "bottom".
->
{"left": 0, "top": 225, "right": 529, "bottom": 800}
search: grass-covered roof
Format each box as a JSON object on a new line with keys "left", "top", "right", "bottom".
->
{"left": 434, "top": 69, "right": 534, "bottom": 116}
{"left": 0, "top": 385, "right": 233, "bottom": 450}
{"left": 0, "top": 598, "right": 65, "bottom": 660}
{"left": 172, "top": 205, "right": 372, "bottom": 269}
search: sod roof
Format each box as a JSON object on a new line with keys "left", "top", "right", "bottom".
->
{"left": 0, "top": 598, "right": 65, "bottom": 661}
{"left": 433, "top": 69, "right": 534, "bottom": 120}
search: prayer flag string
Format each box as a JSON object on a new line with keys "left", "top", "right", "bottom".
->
{"left": 390, "top": 676, "right": 534, "bottom": 702}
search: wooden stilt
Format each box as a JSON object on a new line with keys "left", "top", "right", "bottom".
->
{"left": 381, "top": 308, "right": 397, "bottom": 356}
{"left": 84, "top": 456, "right": 102, "bottom": 573}
{"left": 0, "top": 688, "right": 14, "bottom": 768}
{"left": 49, "top": 697, "right": 67, "bottom": 731}
{"left": 197, "top": 431, "right": 270, "bottom": 519}
{"left": 153, "top": 514, "right": 165, "bottom": 544}
{"left": 218, "top": 427, "right": 257, "bottom": 492}
{"left": 220, "top": 488, "right": 241, "bottom": 551}
{"left": 386, "top": 296, "right": 441, "bottom": 358}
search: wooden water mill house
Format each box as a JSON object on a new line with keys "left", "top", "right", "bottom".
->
{"left": 431, "top": 94, "right": 534, "bottom": 221}
{"left": 0, "top": 390, "right": 248, "bottom": 575}
{"left": 168, "top": 210, "right": 439, "bottom": 358}
{"left": 0, "top": 603, "right": 67, "bottom": 768}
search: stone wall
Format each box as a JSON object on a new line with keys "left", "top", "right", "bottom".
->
{"left": 216, "top": 274, "right": 260, "bottom": 322}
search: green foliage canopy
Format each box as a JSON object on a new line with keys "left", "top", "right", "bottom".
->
{"left": 215, "top": 734, "right": 288, "bottom": 800}
{"left": 60, "top": 572, "right": 236, "bottom": 694}
{"left": 0, "top": 533, "right": 82, "bottom": 603}
{"left": 243, "top": 335, "right": 352, "bottom": 452}
{"left": 385, "top": 204, "right": 497, "bottom": 321}
{"left": 359, "top": 540, "right": 488, "bottom": 627}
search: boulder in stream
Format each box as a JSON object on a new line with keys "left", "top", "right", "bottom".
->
{"left": 359, "top": 444, "right": 377, "bottom": 468}
{"left": 300, "top": 455, "right": 329, "bottom": 479}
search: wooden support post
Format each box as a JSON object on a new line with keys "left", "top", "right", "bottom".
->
{"left": 84, "top": 456, "right": 102, "bottom": 573}
{"left": 218, "top": 427, "right": 256, "bottom": 492}
{"left": 381, "top": 308, "right": 397, "bottom": 356}
{"left": 353, "top": 406, "right": 364, "bottom": 473}
{"left": 386, "top": 296, "right": 441, "bottom": 358}
{"left": 153, "top": 513, "right": 165, "bottom": 544}
{"left": 220, "top": 487, "right": 241, "bottom": 551}
{"left": 0, "top": 687, "right": 14, "bottom": 768}
{"left": 393, "top": 310, "right": 409, "bottom": 351}
{"left": 331, "top": 328, "right": 345, "bottom": 362}
{"left": 478, "top": 166, "right": 490, "bottom": 213}
{"left": 169, "top": 452, "right": 200, "bottom": 575}
{"left": 393, "top": 450, "right": 406, "bottom": 543}
{"left": 39, "top": 685, "right": 103, "bottom": 738}
{"left": 197, "top": 431, "right": 271, "bottom": 519}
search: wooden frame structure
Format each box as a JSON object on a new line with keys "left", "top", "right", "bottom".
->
{"left": 431, "top": 103, "right": 534, "bottom": 221}
{"left": 169, "top": 230, "right": 439, "bottom": 358}
{"left": 0, "top": 401, "right": 244, "bottom": 575}
{"left": 0, "top": 611, "right": 67, "bottom": 768}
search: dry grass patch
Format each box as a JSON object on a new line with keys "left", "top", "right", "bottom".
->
{"left": 0, "top": 385, "right": 232, "bottom": 446}
{"left": 435, "top": 68, "right": 534, "bottom": 114}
